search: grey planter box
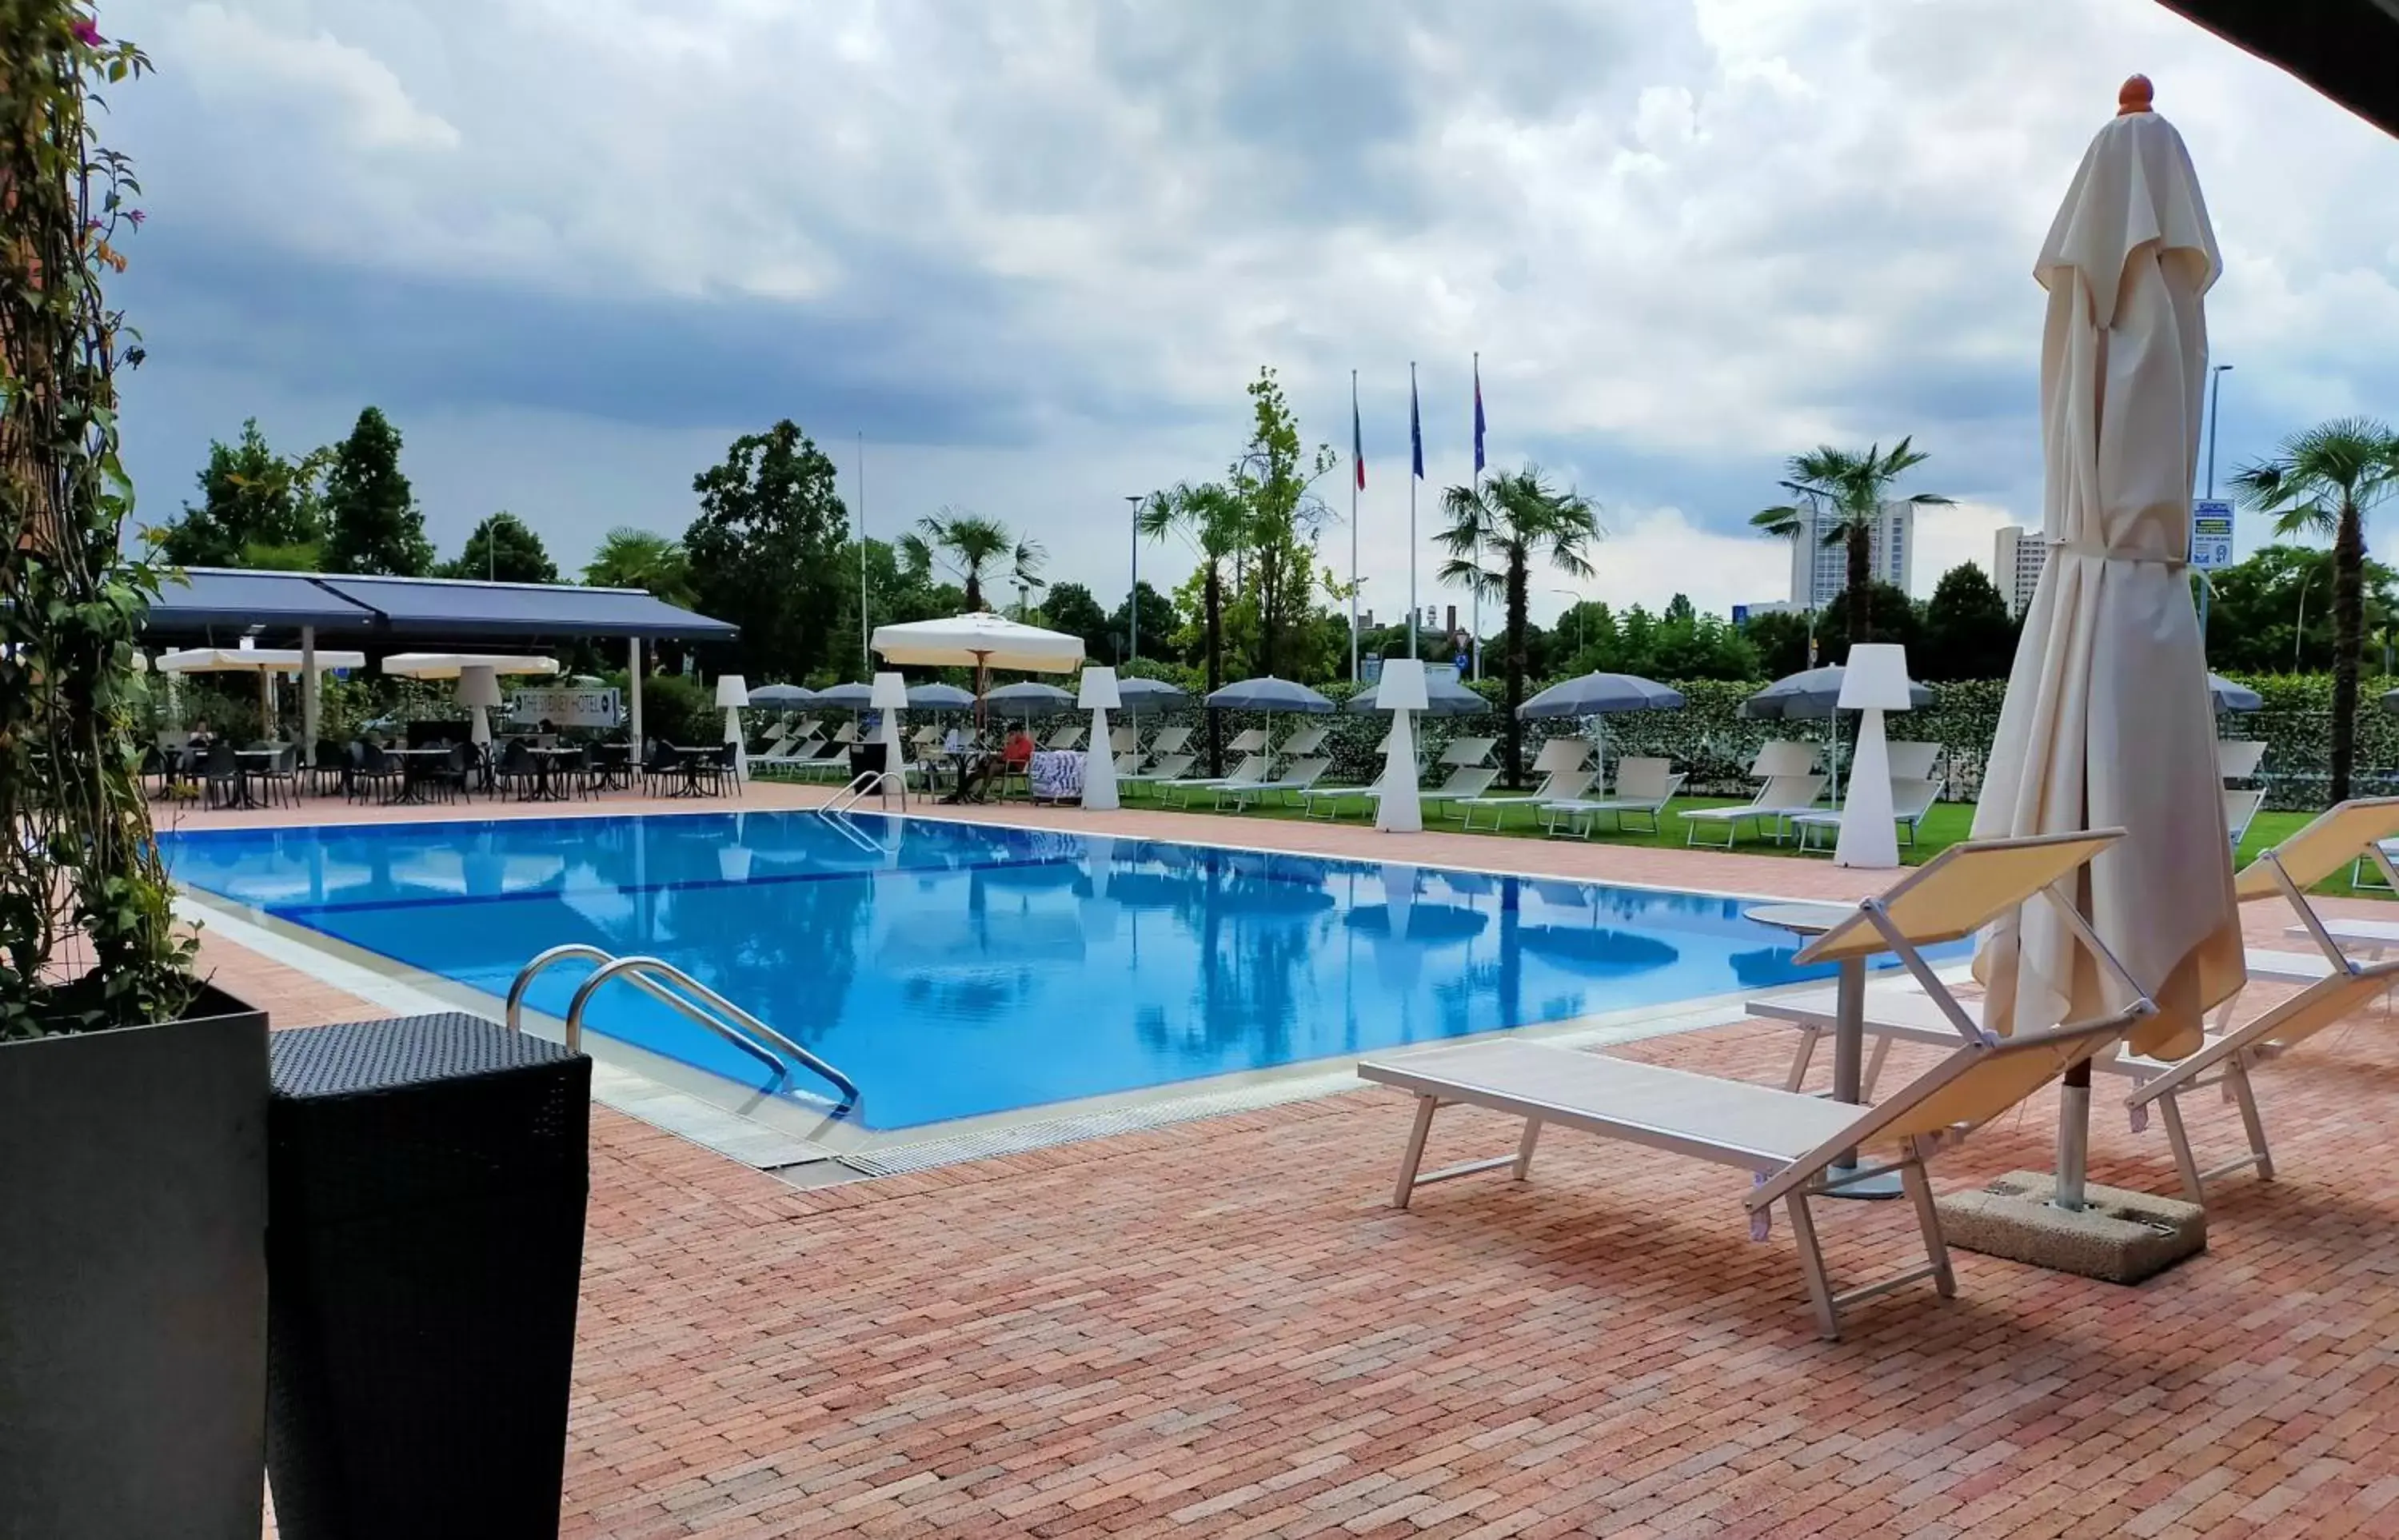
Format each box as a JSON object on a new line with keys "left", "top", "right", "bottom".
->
{"left": 0, "top": 987, "right": 269, "bottom": 1540}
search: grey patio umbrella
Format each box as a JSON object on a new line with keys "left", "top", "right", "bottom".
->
{"left": 747, "top": 683, "right": 814, "bottom": 708}
{"left": 983, "top": 680, "right": 1076, "bottom": 714}
{"left": 813, "top": 681, "right": 876, "bottom": 710}
{"left": 907, "top": 682, "right": 977, "bottom": 711}
{"left": 1742, "top": 665, "right": 1934, "bottom": 720}
{"left": 2211, "top": 673, "right": 2262, "bottom": 712}
{"left": 1204, "top": 676, "right": 1335, "bottom": 713}
{"left": 1347, "top": 671, "right": 1489, "bottom": 716}
{"left": 1116, "top": 677, "right": 1190, "bottom": 709}
{"left": 1517, "top": 672, "right": 1686, "bottom": 720}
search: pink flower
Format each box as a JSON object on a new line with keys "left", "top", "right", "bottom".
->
{"left": 70, "top": 18, "right": 104, "bottom": 46}
{"left": 126, "top": 209, "right": 145, "bottom": 228}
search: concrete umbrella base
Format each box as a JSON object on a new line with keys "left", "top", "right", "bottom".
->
{"left": 1938, "top": 1170, "right": 2205, "bottom": 1285}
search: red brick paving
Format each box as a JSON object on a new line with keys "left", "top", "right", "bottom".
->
{"left": 196, "top": 792, "right": 2399, "bottom": 1538}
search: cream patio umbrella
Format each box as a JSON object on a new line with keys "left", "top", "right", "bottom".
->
{"left": 1972, "top": 76, "right": 2245, "bottom": 1211}
{"left": 158, "top": 645, "right": 367, "bottom": 750}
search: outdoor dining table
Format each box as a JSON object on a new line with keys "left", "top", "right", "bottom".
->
{"left": 219, "top": 747, "right": 285, "bottom": 809}
{"left": 526, "top": 745, "right": 581, "bottom": 802}
{"left": 380, "top": 746, "right": 452, "bottom": 805}
{"left": 665, "top": 746, "right": 728, "bottom": 798}
{"left": 1744, "top": 900, "right": 1896, "bottom": 1199}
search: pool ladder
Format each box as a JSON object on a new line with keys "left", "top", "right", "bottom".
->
{"left": 504, "top": 944, "right": 860, "bottom": 1108}
{"left": 824, "top": 768, "right": 907, "bottom": 816}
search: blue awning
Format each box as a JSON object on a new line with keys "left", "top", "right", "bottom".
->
{"left": 144, "top": 568, "right": 736, "bottom": 643}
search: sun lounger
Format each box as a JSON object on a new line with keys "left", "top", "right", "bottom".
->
{"left": 1438, "top": 735, "right": 1497, "bottom": 768}
{"left": 1275, "top": 724, "right": 1331, "bottom": 760}
{"left": 1218, "top": 756, "right": 1329, "bottom": 811}
{"left": 1538, "top": 757, "right": 1686, "bottom": 837}
{"left": 1451, "top": 768, "right": 1598, "bottom": 832}
{"left": 1160, "top": 752, "right": 1271, "bottom": 807}
{"left": 2217, "top": 740, "right": 2266, "bottom": 781}
{"left": 1750, "top": 740, "right": 1817, "bottom": 777}
{"left": 1120, "top": 752, "right": 1196, "bottom": 796}
{"left": 1148, "top": 726, "right": 1194, "bottom": 757}
{"left": 1220, "top": 727, "right": 1270, "bottom": 757}
{"left": 2249, "top": 800, "right": 2399, "bottom": 963}
{"left": 1361, "top": 831, "right": 2147, "bottom": 1338}
{"left": 1789, "top": 777, "right": 1942, "bottom": 853}
{"left": 1680, "top": 775, "right": 1828, "bottom": 848}
{"left": 1108, "top": 725, "right": 1139, "bottom": 756}
{"left": 2223, "top": 787, "right": 2267, "bottom": 848}
{"left": 1044, "top": 723, "right": 1085, "bottom": 752}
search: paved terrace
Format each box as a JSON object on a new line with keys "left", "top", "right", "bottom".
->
{"left": 202, "top": 787, "right": 2399, "bottom": 1538}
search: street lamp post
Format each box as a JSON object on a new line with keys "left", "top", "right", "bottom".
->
{"left": 2205, "top": 363, "right": 2233, "bottom": 498}
{"left": 1125, "top": 495, "right": 1144, "bottom": 664}
{"left": 1550, "top": 588, "right": 1584, "bottom": 662}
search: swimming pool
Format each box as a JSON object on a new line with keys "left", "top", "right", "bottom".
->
{"left": 166, "top": 812, "right": 1886, "bottom": 1131}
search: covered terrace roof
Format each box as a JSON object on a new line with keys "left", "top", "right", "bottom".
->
{"left": 2158, "top": 1, "right": 2399, "bottom": 138}
{"left": 144, "top": 568, "right": 736, "bottom": 645}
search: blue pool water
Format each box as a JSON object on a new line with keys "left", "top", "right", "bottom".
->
{"left": 165, "top": 812, "right": 1894, "bottom": 1131}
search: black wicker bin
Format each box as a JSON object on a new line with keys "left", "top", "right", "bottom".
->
{"left": 265, "top": 1014, "right": 591, "bottom": 1540}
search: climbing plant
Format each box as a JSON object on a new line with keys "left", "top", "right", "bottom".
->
{"left": 0, "top": 4, "right": 194, "bottom": 1036}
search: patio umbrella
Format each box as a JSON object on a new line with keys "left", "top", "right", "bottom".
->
{"left": 158, "top": 645, "right": 367, "bottom": 750}
{"left": 813, "top": 681, "right": 876, "bottom": 710}
{"left": 873, "top": 611, "right": 1082, "bottom": 725}
{"left": 905, "top": 683, "right": 977, "bottom": 712}
{"left": 2211, "top": 673, "right": 2262, "bottom": 712}
{"left": 1203, "top": 676, "right": 1335, "bottom": 713}
{"left": 1346, "top": 670, "right": 1490, "bottom": 716}
{"left": 1115, "top": 677, "right": 1189, "bottom": 709}
{"left": 1973, "top": 76, "right": 2244, "bottom": 1211}
{"left": 381, "top": 652, "right": 561, "bottom": 747}
{"left": 982, "top": 680, "right": 1076, "bottom": 724}
{"left": 1741, "top": 665, "right": 1932, "bottom": 720}
{"left": 1517, "top": 672, "right": 1686, "bottom": 718}
{"left": 747, "top": 683, "right": 814, "bottom": 709}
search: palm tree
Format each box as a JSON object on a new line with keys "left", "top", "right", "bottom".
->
{"left": 1438, "top": 466, "right": 1602, "bottom": 786}
{"left": 1750, "top": 441, "right": 1951, "bottom": 646}
{"left": 1140, "top": 480, "right": 1249, "bottom": 774}
{"left": 582, "top": 526, "right": 693, "bottom": 607}
{"left": 2231, "top": 417, "right": 2399, "bottom": 801}
{"left": 898, "top": 507, "right": 1044, "bottom": 612}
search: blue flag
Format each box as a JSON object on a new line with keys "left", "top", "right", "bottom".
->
{"left": 1473, "top": 357, "right": 1487, "bottom": 474}
{"left": 1352, "top": 384, "right": 1365, "bottom": 491}
{"left": 1410, "top": 369, "right": 1423, "bottom": 480}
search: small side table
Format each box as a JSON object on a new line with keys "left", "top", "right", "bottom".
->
{"left": 265, "top": 1014, "right": 590, "bottom": 1539}
{"left": 1746, "top": 901, "right": 1900, "bottom": 1200}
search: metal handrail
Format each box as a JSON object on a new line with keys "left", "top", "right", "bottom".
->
{"left": 503, "top": 944, "right": 860, "bottom": 1107}
{"left": 824, "top": 768, "right": 905, "bottom": 816}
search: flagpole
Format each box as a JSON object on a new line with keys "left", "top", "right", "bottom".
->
{"left": 1471, "top": 351, "right": 1482, "bottom": 683}
{"left": 857, "top": 431, "right": 871, "bottom": 675}
{"left": 1408, "top": 360, "right": 1419, "bottom": 661}
{"left": 1349, "top": 369, "right": 1361, "bottom": 684}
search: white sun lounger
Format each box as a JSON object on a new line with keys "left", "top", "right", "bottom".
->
{"left": 1148, "top": 725, "right": 1194, "bottom": 757}
{"left": 1538, "top": 757, "right": 1686, "bottom": 837}
{"left": 2223, "top": 787, "right": 2267, "bottom": 848}
{"left": 1219, "top": 757, "right": 1330, "bottom": 811}
{"left": 1299, "top": 763, "right": 1501, "bottom": 822}
{"left": 1439, "top": 735, "right": 1498, "bottom": 768}
{"left": 1161, "top": 753, "right": 1271, "bottom": 807}
{"left": 1120, "top": 752, "right": 1195, "bottom": 796}
{"left": 2217, "top": 740, "right": 2266, "bottom": 781}
{"left": 2253, "top": 800, "right": 2399, "bottom": 963}
{"left": 1451, "top": 768, "right": 1597, "bottom": 832}
{"left": 1362, "top": 830, "right": 2149, "bottom": 1339}
{"left": 1790, "top": 777, "right": 1942, "bottom": 853}
{"left": 1681, "top": 774, "right": 1828, "bottom": 848}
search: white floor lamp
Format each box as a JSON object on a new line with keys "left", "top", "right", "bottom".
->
{"left": 1080, "top": 667, "right": 1120, "bottom": 810}
{"left": 458, "top": 665, "right": 501, "bottom": 749}
{"left": 1834, "top": 643, "right": 1913, "bottom": 869}
{"left": 1375, "top": 659, "right": 1427, "bottom": 833}
{"left": 716, "top": 673, "right": 749, "bottom": 781}
{"left": 871, "top": 671, "right": 908, "bottom": 801}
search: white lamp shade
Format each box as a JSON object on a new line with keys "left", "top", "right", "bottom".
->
{"left": 1838, "top": 644, "right": 1915, "bottom": 710}
{"left": 457, "top": 666, "right": 503, "bottom": 710}
{"left": 869, "top": 671, "right": 908, "bottom": 710}
{"left": 1377, "top": 657, "right": 1430, "bottom": 712}
{"left": 714, "top": 673, "right": 751, "bottom": 708}
{"left": 1077, "top": 667, "right": 1121, "bottom": 710}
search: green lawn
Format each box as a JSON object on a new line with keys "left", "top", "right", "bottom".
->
{"left": 1120, "top": 790, "right": 2390, "bottom": 900}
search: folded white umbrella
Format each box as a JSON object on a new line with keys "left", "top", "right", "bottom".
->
{"left": 1972, "top": 77, "right": 2245, "bottom": 1204}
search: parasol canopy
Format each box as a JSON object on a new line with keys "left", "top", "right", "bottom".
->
{"left": 1973, "top": 75, "right": 2245, "bottom": 1069}
{"left": 1348, "top": 670, "right": 1489, "bottom": 716}
{"left": 1517, "top": 672, "right": 1686, "bottom": 720}
{"left": 1204, "top": 676, "right": 1335, "bottom": 714}
{"left": 871, "top": 612, "right": 1083, "bottom": 673}
{"left": 1742, "top": 666, "right": 1931, "bottom": 720}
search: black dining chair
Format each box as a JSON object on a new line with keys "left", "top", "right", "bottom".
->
{"left": 351, "top": 741, "right": 404, "bottom": 805}
{"left": 641, "top": 741, "right": 682, "bottom": 797}
{"left": 308, "top": 741, "right": 346, "bottom": 797}
{"left": 493, "top": 740, "right": 541, "bottom": 802}
{"left": 252, "top": 744, "right": 301, "bottom": 809}
{"left": 201, "top": 740, "right": 245, "bottom": 810}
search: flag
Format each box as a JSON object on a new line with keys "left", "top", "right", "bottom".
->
{"left": 1410, "top": 369, "right": 1423, "bottom": 480}
{"left": 1352, "top": 381, "right": 1366, "bottom": 490}
{"left": 1472, "top": 356, "right": 1487, "bottom": 474}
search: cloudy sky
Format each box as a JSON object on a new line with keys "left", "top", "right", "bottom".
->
{"left": 102, "top": 0, "right": 2399, "bottom": 627}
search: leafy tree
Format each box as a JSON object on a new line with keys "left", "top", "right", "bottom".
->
{"left": 2230, "top": 417, "right": 2399, "bottom": 800}
{"left": 583, "top": 526, "right": 693, "bottom": 607}
{"left": 1039, "top": 580, "right": 1111, "bottom": 660}
{"left": 1227, "top": 368, "right": 1335, "bottom": 677}
{"left": 685, "top": 420, "right": 851, "bottom": 682}
{"left": 1918, "top": 562, "right": 2018, "bottom": 680}
{"left": 898, "top": 507, "right": 1043, "bottom": 612}
{"left": 1816, "top": 580, "right": 1921, "bottom": 660}
{"left": 1437, "top": 465, "right": 1603, "bottom": 784}
{"left": 1741, "top": 609, "right": 1816, "bottom": 677}
{"left": 822, "top": 537, "right": 960, "bottom": 681}
{"left": 2199, "top": 543, "right": 2399, "bottom": 676}
{"left": 1750, "top": 441, "right": 1950, "bottom": 644}
{"left": 442, "top": 510, "right": 556, "bottom": 584}
{"left": 1108, "top": 580, "right": 1176, "bottom": 666}
{"left": 157, "top": 419, "right": 329, "bottom": 569}
{"left": 320, "top": 406, "right": 433, "bottom": 576}
{"left": 1142, "top": 480, "right": 1251, "bottom": 771}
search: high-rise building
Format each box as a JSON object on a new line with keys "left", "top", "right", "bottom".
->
{"left": 1786, "top": 501, "right": 1915, "bottom": 609}
{"left": 1994, "top": 526, "right": 2047, "bottom": 616}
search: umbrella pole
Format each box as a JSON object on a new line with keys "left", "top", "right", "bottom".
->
{"left": 2054, "top": 1060, "right": 2093, "bottom": 1211}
